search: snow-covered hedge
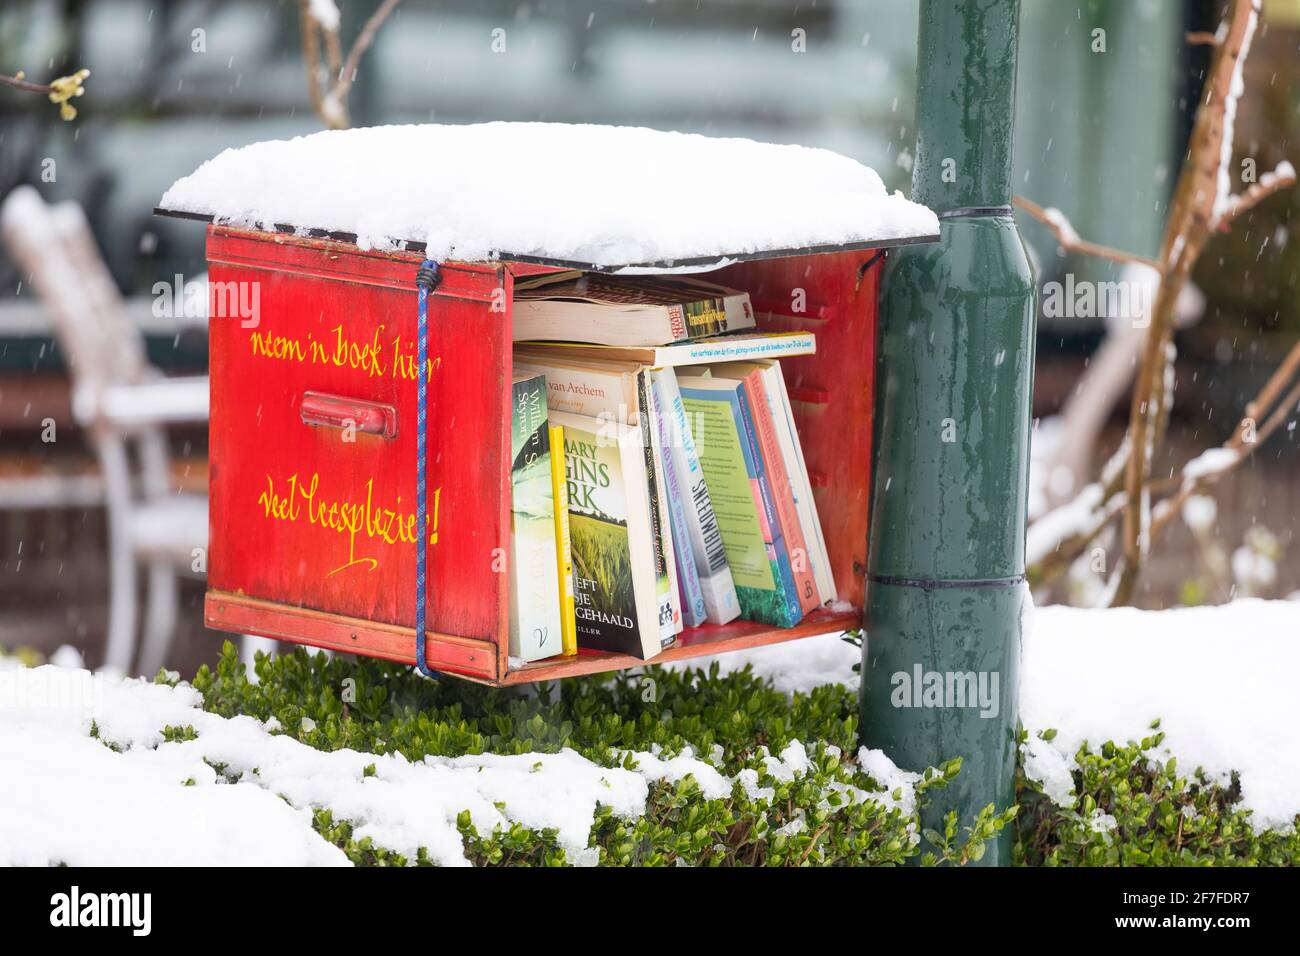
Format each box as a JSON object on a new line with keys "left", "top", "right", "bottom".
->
{"left": 7, "top": 599, "right": 1300, "bottom": 866}
{"left": 188, "top": 644, "right": 1008, "bottom": 866}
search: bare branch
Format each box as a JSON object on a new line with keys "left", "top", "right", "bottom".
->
{"left": 330, "top": 0, "right": 404, "bottom": 111}
{"left": 1152, "top": 370, "right": 1300, "bottom": 538}
{"left": 1112, "top": 0, "right": 1261, "bottom": 606}
{"left": 297, "top": 0, "right": 404, "bottom": 131}
{"left": 297, "top": 0, "right": 327, "bottom": 120}
{"left": 1185, "top": 30, "right": 1221, "bottom": 45}
{"left": 0, "top": 71, "right": 53, "bottom": 94}
{"left": 1213, "top": 161, "right": 1297, "bottom": 229}
{"left": 1013, "top": 195, "right": 1164, "bottom": 272}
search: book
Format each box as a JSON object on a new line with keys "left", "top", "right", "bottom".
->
{"left": 508, "top": 371, "right": 564, "bottom": 662}
{"left": 513, "top": 274, "right": 755, "bottom": 346}
{"left": 650, "top": 368, "right": 741, "bottom": 625}
{"left": 515, "top": 355, "right": 678, "bottom": 643}
{"left": 551, "top": 410, "right": 668, "bottom": 659}
{"left": 677, "top": 376, "right": 803, "bottom": 628}
{"left": 549, "top": 423, "right": 579, "bottom": 656}
{"left": 638, "top": 370, "right": 683, "bottom": 641}
{"left": 650, "top": 379, "right": 708, "bottom": 628}
{"left": 516, "top": 330, "right": 815, "bottom": 369}
{"left": 515, "top": 355, "right": 641, "bottom": 424}
{"left": 706, "top": 364, "right": 820, "bottom": 614}
{"left": 716, "top": 360, "right": 836, "bottom": 604}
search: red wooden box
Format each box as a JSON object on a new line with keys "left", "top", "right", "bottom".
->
{"left": 202, "top": 225, "right": 880, "bottom": 685}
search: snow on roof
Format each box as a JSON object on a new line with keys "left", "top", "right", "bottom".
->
{"left": 159, "top": 122, "right": 939, "bottom": 271}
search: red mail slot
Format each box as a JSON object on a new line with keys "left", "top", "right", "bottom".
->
{"left": 200, "top": 225, "right": 884, "bottom": 685}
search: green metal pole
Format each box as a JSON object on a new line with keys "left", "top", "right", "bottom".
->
{"left": 861, "top": 0, "right": 1035, "bottom": 866}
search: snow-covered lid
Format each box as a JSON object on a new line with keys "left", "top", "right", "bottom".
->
{"left": 158, "top": 122, "right": 938, "bottom": 272}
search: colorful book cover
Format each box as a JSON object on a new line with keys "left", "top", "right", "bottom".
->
{"left": 551, "top": 411, "right": 664, "bottom": 659}
{"left": 650, "top": 368, "right": 741, "bottom": 625}
{"left": 678, "top": 378, "right": 803, "bottom": 628}
{"left": 549, "top": 423, "right": 578, "bottom": 656}
{"left": 508, "top": 372, "right": 564, "bottom": 662}
{"left": 716, "top": 367, "right": 819, "bottom": 614}
{"left": 651, "top": 380, "right": 708, "bottom": 628}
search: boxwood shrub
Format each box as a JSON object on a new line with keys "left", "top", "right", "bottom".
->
{"left": 180, "top": 643, "right": 1298, "bottom": 866}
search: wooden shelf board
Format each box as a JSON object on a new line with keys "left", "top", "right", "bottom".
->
{"left": 499, "top": 606, "right": 860, "bottom": 685}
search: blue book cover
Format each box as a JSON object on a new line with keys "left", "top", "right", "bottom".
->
{"left": 651, "top": 381, "right": 708, "bottom": 627}
{"left": 730, "top": 385, "right": 803, "bottom": 627}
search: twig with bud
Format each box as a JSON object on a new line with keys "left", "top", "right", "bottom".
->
{"left": 0, "top": 68, "right": 90, "bottom": 120}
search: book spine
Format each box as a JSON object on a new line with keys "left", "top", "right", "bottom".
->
{"left": 651, "top": 381, "right": 708, "bottom": 628}
{"left": 508, "top": 375, "right": 564, "bottom": 661}
{"left": 637, "top": 371, "right": 679, "bottom": 647}
{"left": 731, "top": 387, "right": 803, "bottom": 627}
{"left": 651, "top": 369, "right": 741, "bottom": 625}
{"left": 548, "top": 424, "right": 578, "bottom": 656}
{"left": 656, "top": 332, "right": 815, "bottom": 367}
{"left": 740, "top": 373, "right": 820, "bottom": 614}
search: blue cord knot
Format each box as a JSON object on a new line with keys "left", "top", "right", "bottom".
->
{"left": 414, "top": 259, "right": 440, "bottom": 679}
{"left": 415, "top": 260, "right": 441, "bottom": 293}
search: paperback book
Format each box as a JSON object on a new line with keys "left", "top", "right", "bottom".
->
{"left": 551, "top": 410, "right": 670, "bottom": 659}
{"left": 513, "top": 273, "right": 755, "bottom": 347}
{"left": 677, "top": 375, "right": 803, "bottom": 628}
{"left": 651, "top": 380, "right": 708, "bottom": 628}
{"left": 707, "top": 364, "right": 820, "bottom": 613}
{"left": 508, "top": 371, "right": 564, "bottom": 662}
{"left": 650, "top": 367, "right": 742, "bottom": 625}
{"left": 516, "top": 330, "right": 815, "bottom": 369}
{"left": 548, "top": 423, "right": 579, "bottom": 656}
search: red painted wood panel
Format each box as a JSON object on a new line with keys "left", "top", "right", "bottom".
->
{"left": 714, "top": 251, "right": 879, "bottom": 609}
{"left": 206, "top": 227, "right": 510, "bottom": 656}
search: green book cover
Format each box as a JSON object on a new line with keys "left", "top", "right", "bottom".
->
{"left": 678, "top": 385, "right": 798, "bottom": 627}
{"left": 509, "top": 371, "right": 564, "bottom": 662}
{"left": 553, "top": 412, "right": 663, "bottom": 659}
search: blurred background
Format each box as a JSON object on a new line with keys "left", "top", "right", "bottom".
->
{"left": 0, "top": 0, "right": 1297, "bottom": 672}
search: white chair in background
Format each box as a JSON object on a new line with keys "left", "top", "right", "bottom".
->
{"left": 1, "top": 185, "right": 215, "bottom": 676}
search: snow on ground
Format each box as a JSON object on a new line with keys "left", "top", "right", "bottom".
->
{"left": 160, "top": 123, "right": 939, "bottom": 267}
{"left": 702, "top": 599, "right": 1300, "bottom": 832}
{"left": 0, "top": 657, "right": 882, "bottom": 866}
{"left": 3, "top": 599, "right": 1298, "bottom": 863}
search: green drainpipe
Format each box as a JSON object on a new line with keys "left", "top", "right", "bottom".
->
{"left": 861, "top": 0, "right": 1035, "bottom": 866}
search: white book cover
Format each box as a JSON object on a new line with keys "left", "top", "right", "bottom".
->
{"left": 650, "top": 368, "right": 742, "bottom": 624}
{"left": 513, "top": 356, "right": 640, "bottom": 424}
{"left": 639, "top": 370, "right": 682, "bottom": 642}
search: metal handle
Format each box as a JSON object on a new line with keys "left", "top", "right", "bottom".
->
{"left": 299, "top": 391, "right": 398, "bottom": 439}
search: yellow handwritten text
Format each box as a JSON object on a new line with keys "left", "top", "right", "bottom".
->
{"left": 257, "top": 472, "right": 442, "bottom": 577}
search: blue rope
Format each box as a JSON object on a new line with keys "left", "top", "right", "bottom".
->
{"left": 414, "top": 259, "right": 442, "bottom": 678}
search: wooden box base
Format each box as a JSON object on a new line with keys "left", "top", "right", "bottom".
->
{"left": 207, "top": 590, "right": 859, "bottom": 686}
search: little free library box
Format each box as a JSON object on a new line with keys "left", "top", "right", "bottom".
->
{"left": 157, "top": 123, "right": 939, "bottom": 685}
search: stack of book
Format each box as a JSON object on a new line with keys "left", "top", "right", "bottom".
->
{"left": 506, "top": 273, "right": 835, "bottom": 665}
